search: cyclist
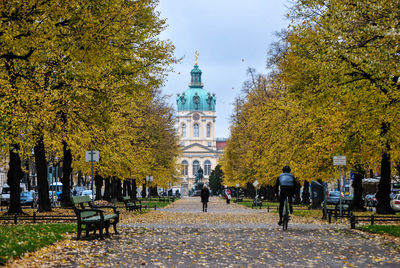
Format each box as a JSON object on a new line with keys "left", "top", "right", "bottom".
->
{"left": 275, "top": 166, "right": 297, "bottom": 226}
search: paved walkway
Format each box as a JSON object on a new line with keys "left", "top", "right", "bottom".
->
{"left": 9, "top": 197, "right": 400, "bottom": 267}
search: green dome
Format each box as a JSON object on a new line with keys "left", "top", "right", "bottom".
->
{"left": 176, "top": 64, "right": 216, "bottom": 112}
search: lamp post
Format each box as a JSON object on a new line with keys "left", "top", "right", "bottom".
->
{"left": 235, "top": 183, "right": 239, "bottom": 202}
{"left": 146, "top": 176, "right": 153, "bottom": 207}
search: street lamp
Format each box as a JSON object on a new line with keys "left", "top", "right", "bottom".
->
{"left": 235, "top": 183, "right": 239, "bottom": 202}
{"left": 146, "top": 176, "right": 153, "bottom": 207}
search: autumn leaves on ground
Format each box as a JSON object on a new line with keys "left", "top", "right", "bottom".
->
{"left": 6, "top": 197, "right": 400, "bottom": 267}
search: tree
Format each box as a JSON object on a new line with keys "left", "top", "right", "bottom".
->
{"left": 282, "top": 0, "right": 400, "bottom": 214}
{"left": 209, "top": 165, "right": 224, "bottom": 195}
{"left": 0, "top": 0, "right": 179, "bottom": 212}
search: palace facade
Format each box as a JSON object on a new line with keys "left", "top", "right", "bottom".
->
{"left": 176, "top": 58, "right": 225, "bottom": 195}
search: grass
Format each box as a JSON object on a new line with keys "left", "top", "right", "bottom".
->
{"left": 358, "top": 225, "right": 400, "bottom": 237}
{"left": 237, "top": 200, "right": 280, "bottom": 209}
{"left": 138, "top": 197, "right": 178, "bottom": 208}
{"left": 0, "top": 223, "right": 76, "bottom": 265}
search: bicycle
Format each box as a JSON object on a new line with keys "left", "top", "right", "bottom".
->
{"left": 282, "top": 196, "right": 290, "bottom": 230}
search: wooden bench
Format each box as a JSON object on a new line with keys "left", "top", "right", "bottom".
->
{"left": 122, "top": 196, "right": 142, "bottom": 212}
{"left": 252, "top": 199, "right": 263, "bottom": 209}
{"left": 350, "top": 214, "right": 400, "bottom": 228}
{"left": 235, "top": 196, "right": 244, "bottom": 203}
{"left": 325, "top": 197, "right": 353, "bottom": 222}
{"left": 71, "top": 196, "right": 119, "bottom": 239}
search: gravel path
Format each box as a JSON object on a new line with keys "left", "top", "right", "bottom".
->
{"left": 8, "top": 197, "right": 400, "bottom": 267}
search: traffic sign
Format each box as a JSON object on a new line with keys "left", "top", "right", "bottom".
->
{"left": 253, "top": 180, "right": 259, "bottom": 187}
{"left": 333, "top": 156, "right": 346, "bottom": 166}
{"left": 85, "top": 150, "right": 99, "bottom": 162}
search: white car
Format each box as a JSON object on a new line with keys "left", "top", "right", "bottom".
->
{"left": 390, "top": 194, "right": 400, "bottom": 211}
{"left": 81, "top": 190, "right": 95, "bottom": 199}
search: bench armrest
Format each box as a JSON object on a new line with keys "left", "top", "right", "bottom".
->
{"left": 90, "top": 204, "right": 119, "bottom": 214}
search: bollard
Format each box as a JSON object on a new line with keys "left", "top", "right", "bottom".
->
{"left": 33, "top": 212, "right": 36, "bottom": 223}
{"left": 328, "top": 211, "right": 332, "bottom": 223}
{"left": 267, "top": 206, "right": 269, "bottom": 212}
{"left": 350, "top": 213, "right": 356, "bottom": 229}
{"left": 154, "top": 205, "right": 156, "bottom": 211}
{"left": 371, "top": 214, "right": 374, "bottom": 225}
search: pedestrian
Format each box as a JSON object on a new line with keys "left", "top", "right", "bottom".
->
{"left": 225, "top": 187, "right": 231, "bottom": 204}
{"left": 201, "top": 185, "right": 210, "bottom": 212}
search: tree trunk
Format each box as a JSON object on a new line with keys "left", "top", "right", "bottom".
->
{"left": 141, "top": 183, "right": 147, "bottom": 198}
{"left": 77, "top": 171, "right": 82, "bottom": 186}
{"left": 7, "top": 144, "right": 24, "bottom": 214}
{"left": 110, "top": 178, "right": 118, "bottom": 203}
{"left": 24, "top": 160, "right": 31, "bottom": 191}
{"left": 150, "top": 186, "right": 158, "bottom": 197}
{"left": 60, "top": 141, "right": 73, "bottom": 207}
{"left": 301, "top": 181, "right": 310, "bottom": 205}
{"left": 95, "top": 175, "right": 103, "bottom": 200}
{"left": 123, "top": 180, "right": 127, "bottom": 197}
{"left": 34, "top": 136, "right": 51, "bottom": 212}
{"left": 117, "top": 179, "right": 123, "bottom": 201}
{"left": 350, "top": 165, "right": 365, "bottom": 211}
{"left": 376, "top": 152, "right": 395, "bottom": 214}
{"left": 103, "top": 178, "right": 111, "bottom": 202}
{"left": 244, "top": 182, "right": 256, "bottom": 198}
{"left": 294, "top": 182, "right": 301, "bottom": 204}
{"left": 126, "top": 180, "right": 131, "bottom": 197}
{"left": 131, "top": 179, "right": 137, "bottom": 200}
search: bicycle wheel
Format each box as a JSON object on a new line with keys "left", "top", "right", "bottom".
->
{"left": 282, "top": 198, "right": 289, "bottom": 230}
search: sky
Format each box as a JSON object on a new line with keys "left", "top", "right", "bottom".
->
{"left": 157, "top": 0, "right": 290, "bottom": 138}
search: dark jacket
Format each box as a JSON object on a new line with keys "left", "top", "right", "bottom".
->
{"left": 201, "top": 187, "right": 210, "bottom": 203}
{"left": 275, "top": 172, "right": 298, "bottom": 195}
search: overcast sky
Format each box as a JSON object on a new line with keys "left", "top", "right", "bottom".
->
{"left": 157, "top": 0, "right": 290, "bottom": 138}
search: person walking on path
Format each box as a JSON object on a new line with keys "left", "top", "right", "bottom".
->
{"left": 201, "top": 185, "right": 210, "bottom": 212}
{"left": 275, "top": 165, "right": 298, "bottom": 226}
{"left": 224, "top": 187, "right": 232, "bottom": 204}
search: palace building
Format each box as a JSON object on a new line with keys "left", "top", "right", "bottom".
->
{"left": 176, "top": 54, "right": 225, "bottom": 196}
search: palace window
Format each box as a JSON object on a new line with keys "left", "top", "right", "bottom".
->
{"left": 206, "top": 123, "right": 211, "bottom": 137}
{"left": 181, "top": 160, "right": 188, "bottom": 176}
{"left": 204, "top": 160, "right": 211, "bottom": 176}
{"left": 182, "top": 124, "right": 186, "bottom": 137}
{"left": 193, "top": 160, "right": 200, "bottom": 176}
{"left": 194, "top": 123, "right": 199, "bottom": 137}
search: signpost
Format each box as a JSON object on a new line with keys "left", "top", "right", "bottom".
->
{"left": 146, "top": 176, "right": 153, "bottom": 207}
{"left": 86, "top": 150, "right": 99, "bottom": 200}
{"left": 253, "top": 180, "right": 259, "bottom": 200}
{"left": 333, "top": 156, "right": 346, "bottom": 220}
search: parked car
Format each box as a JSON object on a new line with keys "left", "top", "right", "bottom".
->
{"left": 81, "top": 190, "right": 95, "bottom": 199}
{"left": 1, "top": 183, "right": 27, "bottom": 206}
{"left": 20, "top": 191, "right": 35, "bottom": 207}
{"left": 326, "top": 191, "right": 341, "bottom": 205}
{"left": 73, "top": 186, "right": 86, "bottom": 196}
{"left": 390, "top": 194, "right": 400, "bottom": 211}
{"left": 364, "top": 194, "right": 378, "bottom": 207}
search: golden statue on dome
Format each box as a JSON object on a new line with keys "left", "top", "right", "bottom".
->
{"left": 195, "top": 51, "right": 199, "bottom": 65}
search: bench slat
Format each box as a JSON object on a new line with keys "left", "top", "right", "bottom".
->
{"left": 72, "top": 195, "right": 91, "bottom": 204}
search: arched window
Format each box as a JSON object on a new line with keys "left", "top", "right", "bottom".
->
{"left": 206, "top": 123, "right": 211, "bottom": 137}
{"left": 194, "top": 123, "right": 199, "bottom": 137}
{"left": 192, "top": 160, "right": 200, "bottom": 176}
{"left": 204, "top": 160, "right": 211, "bottom": 176}
{"left": 182, "top": 124, "right": 186, "bottom": 137}
{"left": 181, "top": 160, "right": 188, "bottom": 176}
